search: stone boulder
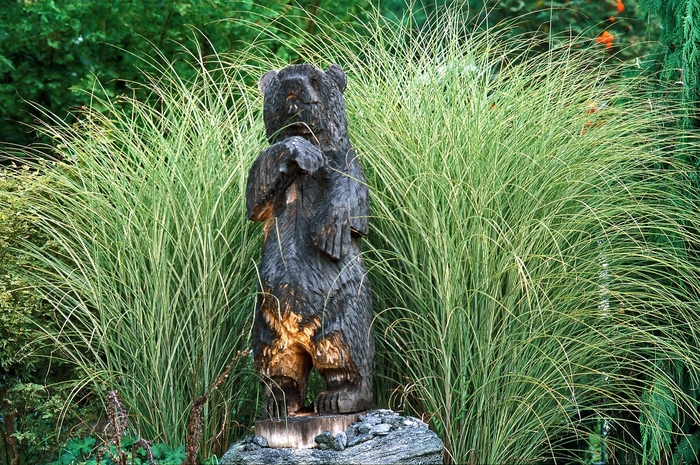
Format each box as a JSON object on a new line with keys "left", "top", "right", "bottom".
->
{"left": 220, "top": 409, "right": 444, "bottom": 465}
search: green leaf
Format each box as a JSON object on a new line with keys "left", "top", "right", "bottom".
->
{"left": 58, "top": 450, "right": 79, "bottom": 465}
{"left": 673, "top": 432, "right": 700, "bottom": 464}
{"left": 203, "top": 455, "right": 220, "bottom": 465}
{"left": 72, "top": 436, "right": 97, "bottom": 455}
{"left": 163, "top": 446, "right": 187, "bottom": 464}
{"left": 0, "top": 54, "right": 14, "bottom": 71}
{"left": 641, "top": 376, "right": 677, "bottom": 464}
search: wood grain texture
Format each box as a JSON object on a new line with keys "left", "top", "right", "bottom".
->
{"left": 246, "top": 64, "right": 373, "bottom": 418}
{"left": 254, "top": 413, "right": 360, "bottom": 449}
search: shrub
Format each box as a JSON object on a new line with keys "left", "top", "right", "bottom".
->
{"left": 0, "top": 165, "right": 98, "bottom": 465}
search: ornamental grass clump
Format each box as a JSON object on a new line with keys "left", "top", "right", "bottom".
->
{"left": 14, "top": 53, "right": 264, "bottom": 460}
{"left": 262, "top": 10, "right": 700, "bottom": 464}
{"left": 362, "top": 25, "right": 699, "bottom": 465}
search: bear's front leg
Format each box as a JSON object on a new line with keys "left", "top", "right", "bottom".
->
{"left": 311, "top": 161, "right": 369, "bottom": 259}
{"left": 246, "top": 136, "right": 325, "bottom": 221}
{"left": 312, "top": 203, "right": 352, "bottom": 260}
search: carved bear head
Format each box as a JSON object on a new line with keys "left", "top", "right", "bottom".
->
{"left": 258, "top": 64, "right": 349, "bottom": 150}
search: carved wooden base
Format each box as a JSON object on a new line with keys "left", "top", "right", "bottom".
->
{"left": 255, "top": 412, "right": 361, "bottom": 449}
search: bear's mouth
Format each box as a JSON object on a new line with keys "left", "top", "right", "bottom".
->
{"left": 285, "top": 122, "right": 313, "bottom": 137}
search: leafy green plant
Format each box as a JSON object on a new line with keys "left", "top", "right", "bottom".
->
{"left": 638, "top": 0, "right": 700, "bottom": 131}
{"left": 635, "top": 0, "right": 700, "bottom": 457}
{"left": 0, "top": 165, "right": 51, "bottom": 373}
{"left": 0, "top": 380, "right": 95, "bottom": 465}
{"left": 640, "top": 374, "right": 677, "bottom": 464}
{"left": 50, "top": 435, "right": 194, "bottom": 465}
{"left": 1, "top": 165, "right": 100, "bottom": 465}
{"left": 44, "top": 379, "right": 226, "bottom": 465}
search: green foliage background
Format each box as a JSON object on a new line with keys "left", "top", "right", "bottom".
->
{"left": 0, "top": 0, "right": 666, "bottom": 150}
{"left": 0, "top": 0, "right": 375, "bottom": 147}
{"left": 387, "top": 0, "right": 654, "bottom": 55}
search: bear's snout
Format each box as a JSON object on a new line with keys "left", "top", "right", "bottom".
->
{"left": 285, "top": 94, "right": 302, "bottom": 115}
{"left": 281, "top": 76, "right": 320, "bottom": 109}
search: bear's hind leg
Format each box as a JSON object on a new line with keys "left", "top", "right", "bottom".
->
{"left": 259, "top": 349, "right": 312, "bottom": 419}
{"left": 262, "top": 376, "right": 304, "bottom": 419}
{"left": 311, "top": 285, "right": 374, "bottom": 415}
{"left": 313, "top": 368, "right": 373, "bottom": 414}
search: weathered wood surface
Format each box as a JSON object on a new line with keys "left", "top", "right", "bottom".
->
{"left": 220, "top": 410, "right": 444, "bottom": 465}
{"left": 246, "top": 64, "right": 374, "bottom": 418}
{"left": 254, "top": 413, "right": 360, "bottom": 449}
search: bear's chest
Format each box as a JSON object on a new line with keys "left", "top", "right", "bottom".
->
{"left": 260, "top": 167, "right": 325, "bottom": 255}
{"left": 279, "top": 165, "right": 328, "bottom": 216}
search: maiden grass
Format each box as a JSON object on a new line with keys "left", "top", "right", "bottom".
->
{"left": 282, "top": 11, "right": 700, "bottom": 463}
{"left": 15, "top": 9, "right": 700, "bottom": 464}
{"left": 18, "top": 54, "right": 264, "bottom": 457}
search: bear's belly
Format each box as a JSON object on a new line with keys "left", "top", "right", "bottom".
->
{"left": 257, "top": 172, "right": 365, "bottom": 323}
{"left": 259, "top": 222, "right": 350, "bottom": 313}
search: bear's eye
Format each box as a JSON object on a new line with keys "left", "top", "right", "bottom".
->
{"left": 309, "top": 77, "right": 319, "bottom": 90}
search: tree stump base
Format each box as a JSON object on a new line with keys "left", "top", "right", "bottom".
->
{"left": 255, "top": 412, "right": 361, "bottom": 449}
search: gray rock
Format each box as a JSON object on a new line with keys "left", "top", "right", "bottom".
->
{"left": 370, "top": 423, "right": 392, "bottom": 436}
{"left": 346, "top": 425, "right": 358, "bottom": 442}
{"left": 357, "top": 422, "right": 371, "bottom": 434}
{"left": 239, "top": 437, "right": 263, "bottom": 452}
{"left": 346, "top": 432, "right": 371, "bottom": 448}
{"left": 315, "top": 431, "right": 335, "bottom": 450}
{"left": 374, "top": 409, "right": 394, "bottom": 415}
{"left": 334, "top": 432, "right": 347, "bottom": 451}
{"left": 220, "top": 409, "right": 443, "bottom": 464}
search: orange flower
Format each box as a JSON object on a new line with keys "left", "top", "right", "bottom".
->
{"left": 616, "top": 0, "right": 625, "bottom": 13}
{"left": 596, "top": 31, "right": 614, "bottom": 49}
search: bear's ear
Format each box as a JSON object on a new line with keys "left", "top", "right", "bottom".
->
{"left": 325, "top": 64, "right": 347, "bottom": 93}
{"left": 258, "top": 70, "right": 278, "bottom": 95}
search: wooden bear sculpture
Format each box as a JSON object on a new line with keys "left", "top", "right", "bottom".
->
{"left": 246, "top": 64, "right": 374, "bottom": 418}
